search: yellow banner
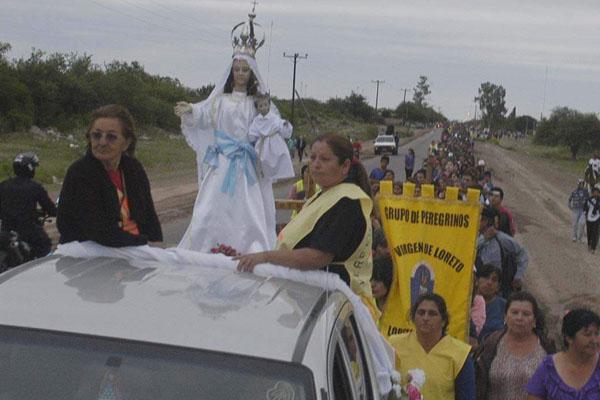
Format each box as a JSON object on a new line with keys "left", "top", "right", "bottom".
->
{"left": 378, "top": 182, "right": 481, "bottom": 341}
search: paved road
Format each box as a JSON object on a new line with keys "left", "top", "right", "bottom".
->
{"left": 162, "top": 129, "right": 441, "bottom": 244}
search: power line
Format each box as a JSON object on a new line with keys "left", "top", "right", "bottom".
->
{"left": 90, "top": 0, "right": 209, "bottom": 40}
{"left": 142, "top": 0, "right": 229, "bottom": 36}
{"left": 103, "top": 0, "right": 222, "bottom": 41}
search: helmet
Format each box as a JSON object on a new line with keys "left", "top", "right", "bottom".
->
{"left": 477, "top": 159, "right": 486, "bottom": 167}
{"left": 13, "top": 152, "right": 39, "bottom": 177}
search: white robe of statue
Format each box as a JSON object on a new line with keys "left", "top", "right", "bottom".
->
{"left": 178, "top": 91, "right": 276, "bottom": 253}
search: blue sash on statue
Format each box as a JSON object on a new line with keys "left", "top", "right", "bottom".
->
{"left": 203, "top": 130, "right": 258, "bottom": 197}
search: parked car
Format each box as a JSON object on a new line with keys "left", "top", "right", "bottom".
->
{"left": 0, "top": 255, "right": 392, "bottom": 400}
{"left": 374, "top": 135, "right": 397, "bottom": 155}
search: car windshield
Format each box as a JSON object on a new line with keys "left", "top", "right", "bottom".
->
{"left": 376, "top": 136, "right": 395, "bottom": 143}
{"left": 0, "top": 326, "right": 315, "bottom": 400}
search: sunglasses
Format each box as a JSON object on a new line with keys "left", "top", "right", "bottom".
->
{"left": 90, "top": 131, "right": 120, "bottom": 142}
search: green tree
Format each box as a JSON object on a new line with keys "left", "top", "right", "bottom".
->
{"left": 0, "top": 42, "right": 34, "bottom": 132}
{"left": 412, "top": 75, "right": 430, "bottom": 107}
{"left": 475, "top": 82, "right": 507, "bottom": 129}
{"left": 379, "top": 108, "right": 393, "bottom": 118}
{"left": 345, "top": 92, "right": 375, "bottom": 122}
{"left": 0, "top": 42, "right": 11, "bottom": 61}
{"left": 515, "top": 115, "right": 537, "bottom": 133}
{"left": 325, "top": 92, "right": 375, "bottom": 122}
{"left": 395, "top": 101, "right": 446, "bottom": 124}
{"left": 395, "top": 101, "right": 422, "bottom": 122}
{"left": 0, "top": 65, "right": 34, "bottom": 131}
{"left": 534, "top": 107, "right": 600, "bottom": 159}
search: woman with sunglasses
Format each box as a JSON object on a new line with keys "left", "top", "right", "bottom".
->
{"left": 389, "top": 293, "right": 475, "bottom": 400}
{"left": 57, "top": 105, "right": 162, "bottom": 247}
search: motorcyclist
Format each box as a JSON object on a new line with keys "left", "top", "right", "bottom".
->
{"left": 0, "top": 152, "right": 56, "bottom": 258}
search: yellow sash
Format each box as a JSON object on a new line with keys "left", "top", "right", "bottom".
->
{"left": 278, "top": 183, "right": 379, "bottom": 319}
{"left": 389, "top": 332, "right": 471, "bottom": 400}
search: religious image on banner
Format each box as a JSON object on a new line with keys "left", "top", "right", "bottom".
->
{"left": 410, "top": 262, "right": 435, "bottom": 306}
{"left": 378, "top": 181, "right": 481, "bottom": 341}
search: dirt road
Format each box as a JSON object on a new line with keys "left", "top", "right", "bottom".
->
{"left": 477, "top": 141, "right": 599, "bottom": 335}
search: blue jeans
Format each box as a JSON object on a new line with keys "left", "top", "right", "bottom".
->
{"left": 572, "top": 208, "right": 585, "bottom": 240}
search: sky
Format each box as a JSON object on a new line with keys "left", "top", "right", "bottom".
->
{"left": 2, "top": 0, "right": 600, "bottom": 120}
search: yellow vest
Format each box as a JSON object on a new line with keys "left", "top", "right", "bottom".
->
{"left": 389, "top": 332, "right": 471, "bottom": 400}
{"left": 278, "top": 183, "right": 379, "bottom": 319}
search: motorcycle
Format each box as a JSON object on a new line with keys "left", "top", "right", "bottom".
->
{"left": 0, "top": 230, "right": 32, "bottom": 273}
{"left": 0, "top": 211, "right": 50, "bottom": 273}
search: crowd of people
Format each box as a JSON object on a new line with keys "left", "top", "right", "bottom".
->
{"left": 364, "top": 127, "right": 599, "bottom": 399}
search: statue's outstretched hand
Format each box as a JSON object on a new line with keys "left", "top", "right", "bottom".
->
{"left": 174, "top": 101, "right": 193, "bottom": 117}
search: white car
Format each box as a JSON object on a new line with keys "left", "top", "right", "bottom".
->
{"left": 374, "top": 135, "right": 397, "bottom": 155}
{"left": 0, "top": 255, "right": 394, "bottom": 400}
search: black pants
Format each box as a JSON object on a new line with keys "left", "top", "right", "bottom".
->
{"left": 405, "top": 168, "right": 413, "bottom": 181}
{"left": 587, "top": 219, "right": 600, "bottom": 250}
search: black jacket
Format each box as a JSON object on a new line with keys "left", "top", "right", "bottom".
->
{"left": 57, "top": 151, "right": 162, "bottom": 247}
{"left": 0, "top": 176, "right": 56, "bottom": 232}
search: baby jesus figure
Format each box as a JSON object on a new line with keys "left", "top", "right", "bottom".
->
{"left": 249, "top": 93, "right": 295, "bottom": 181}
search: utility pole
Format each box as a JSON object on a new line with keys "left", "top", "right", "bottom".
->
{"left": 400, "top": 88, "right": 409, "bottom": 124}
{"left": 283, "top": 52, "right": 308, "bottom": 125}
{"left": 540, "top": 66, "right": 548, "bottom": 121}
{"left": 371, "top": 80, "right": 385, "bottom": 112}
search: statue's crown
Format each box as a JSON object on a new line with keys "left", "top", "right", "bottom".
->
{"left": 231, "top": 6, "right": 265, "bottom": 58}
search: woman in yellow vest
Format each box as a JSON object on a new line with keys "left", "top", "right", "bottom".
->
{"left": 287, "top": 165, "right": 320, "bottom": 219}
{"left": 389, "top": 293, "right": 475, "bottom": 400}
{"left": 235, "top": 133, "right": 378, "bottom": 318}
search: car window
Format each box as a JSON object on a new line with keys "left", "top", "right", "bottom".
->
{"left": 332, "top": 345, "right": 355, "bottom": 400}
{"left": 330, "top": 316, "right": 372, "bottom": 400}
{"left": 0, "top": 326, "right": 316, "bottom": 400}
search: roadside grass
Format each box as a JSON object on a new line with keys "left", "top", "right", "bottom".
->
{"left": 0, "top": 132, "right": 86, "bottom": 189}
{"left": 0, "top": 128, "right": 196, "bottom": 190}
{"left": 495, "top": 136, "right": 590, "bottom": 174}
{"left": 293, "top": 119, "right": 379, "bottom": 141}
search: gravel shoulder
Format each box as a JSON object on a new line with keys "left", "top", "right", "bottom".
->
{"left": 476, "top": 140, "right": 600, "bottom": 336}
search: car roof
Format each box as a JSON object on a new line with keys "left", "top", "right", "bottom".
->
{"left": 0, "top": 255, "right": 333, "bottom": 362}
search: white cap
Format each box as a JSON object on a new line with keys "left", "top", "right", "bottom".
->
{"left": 478, "top": 159, "right": 486, "bottom": 166}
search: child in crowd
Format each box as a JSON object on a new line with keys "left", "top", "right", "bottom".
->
{"left": 370, "top": 255, "right": 393, "bottom": 311}
{"left": 249, "top": 93, "right": 294, "bottom": 181}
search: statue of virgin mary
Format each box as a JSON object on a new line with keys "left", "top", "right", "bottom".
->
{"left": 174, "top": 9, "right": 276, "bottom": 254}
